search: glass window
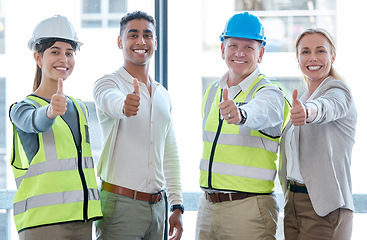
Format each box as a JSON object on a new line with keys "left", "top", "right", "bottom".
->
{"left": 83, "top": 0, "right": 101, "bottom": 13}
{"left": 263, "top": 15, "right": 336, "bottom": 52}
{"left": 0, "top": 78, "right": 5, "bottom": 189}
{"left": 230, "top": 0, "right": 338, "bottom": 52}
{"left": 109, "top": 0, "right": 127, "bottom": 13}
{"left": 0, "top": 18, "right": 4, "bottom": 54}
{"left": 82, "top": 20, "right": 102, "bottom": 28}
{"left": 82, "top": 0, "right": 127, "bottom": 28}
{"left": 235, "top": 0, "right": 336, "bottom": 11}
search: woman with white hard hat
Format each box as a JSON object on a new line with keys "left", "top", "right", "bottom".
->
{"left": 279, "top": 28, "right": 357, "bottom": 240}
{"left": 9, "top": 15, "right": 102, "bottom": 239}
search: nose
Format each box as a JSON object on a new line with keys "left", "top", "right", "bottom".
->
{"left": 235, "top": 50, "right": 244, "bottom": 57}
{"left": 59, "top": 55, "right": 68, "bottom": 63}
{"left": 309, "top": 53, "right": 317, "bottom": 62}
{"left": 137, "top": 36, "right": 146, "bottom": 45}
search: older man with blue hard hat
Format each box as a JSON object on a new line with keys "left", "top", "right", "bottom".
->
{"left": 195, "top": 11, "right": 290, "bottom": 240}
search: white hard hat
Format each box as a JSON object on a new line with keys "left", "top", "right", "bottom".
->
{"left": 28, "top": 15, "right": 82, "bottom": 51}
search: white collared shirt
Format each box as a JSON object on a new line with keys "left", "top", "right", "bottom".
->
{"left": 93, "top": 67, "right": 182, "bottom": 205}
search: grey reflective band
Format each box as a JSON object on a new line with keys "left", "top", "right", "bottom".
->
{"left": 43, "top": 126, "right": 58, "bottom": 161}
{"left": 203, "top": 130, "right": 279, "bottom": 153}
{"left": 200, "top": 159, "right": 276, "bottom": 181}
{"left": 15, "top": 157, "right": 94, "bottom": 188}
{"left": 202, "top": 82, "right": 220, "bottom": 128}
{"left": 13, "top": 188, "right": 100, "bottom": 216}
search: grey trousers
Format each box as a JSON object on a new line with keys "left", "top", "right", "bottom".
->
{"left": 95, "top": 189, "right": 165, "bottom": 240}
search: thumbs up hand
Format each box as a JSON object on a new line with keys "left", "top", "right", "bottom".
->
{"left": 47, "top": 78, "right": 67, "bottom": 119}
{"left": 290, "top": 89, "right": 307, "bottom": 126}
{"left": 124, "top": 78, "right": 141, "bottom": 117}
{"left": 219, "top": 88, "right": 241, "bottom": 124}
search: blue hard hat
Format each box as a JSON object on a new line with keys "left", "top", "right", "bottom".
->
{"left": 220, "top": 11, "right": 266, "bottom": 46}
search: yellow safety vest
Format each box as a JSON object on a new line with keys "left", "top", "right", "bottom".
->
{"left": 10, "top": 95, "right": 102, "bottom": 232}
{"left": 200, "top": 75, "right": 290, "bottom": 193}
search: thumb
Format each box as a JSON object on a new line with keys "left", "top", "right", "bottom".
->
{"left": 57, "top": 78, "right": 64, "bottom": 95}
{"left": 222, "top": 88, "right": 228, "bottom": 101}
{"left": 133, "top": 78, "right": 140, "bottom": 95}
{"left": 292, "top": 89, "right": 301, "bottom": 106}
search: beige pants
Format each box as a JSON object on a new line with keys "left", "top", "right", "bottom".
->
{"left": 284, "top": 189, "right": 353, "bottom": 240}
{"left": 195, "top": 193, "right": 279, "bottom": 240}
{"left": 19, "top": 221, "right": 93, "bottom": 240}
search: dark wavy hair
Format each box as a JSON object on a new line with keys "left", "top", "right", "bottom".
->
{"left": 119, "top": 10, "right": 156, "bottom": 36}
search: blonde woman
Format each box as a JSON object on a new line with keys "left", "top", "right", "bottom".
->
{"left": 279, "top": 28, "right": 357, "bottom": 240}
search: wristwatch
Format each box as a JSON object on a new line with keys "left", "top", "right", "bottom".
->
{"left": 238, "top": 108, "right": 247, "bottom": 124}
{"left": 171, "top": 204, "right": 184, "bottom": 214}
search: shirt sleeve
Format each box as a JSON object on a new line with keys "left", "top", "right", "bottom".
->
{"left": 242, "top": 85, "right": 285, "bottom": 136}
{"left": 307, "top": 83, "right": 353, "bottom": 124}
{"left": 163, "top": 117, "right": 183, "bottom": 206}
{"left": 10, "top": 101, "right": 55, "bottom": 133}
{"left": 93, "top": 76, "right": 127, "bottom": 119}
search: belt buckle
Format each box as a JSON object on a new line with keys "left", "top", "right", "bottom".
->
{"left": 149, "top": 191, "right": 163, "bottom": 204}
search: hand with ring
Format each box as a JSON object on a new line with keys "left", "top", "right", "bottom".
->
{"left": 219, "top": 88, "right": 241, "bottom": 124}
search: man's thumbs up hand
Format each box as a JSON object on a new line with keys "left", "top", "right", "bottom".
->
{"left": 219, "top": 88, "right": 241, "bottom": 124}
{"left": 124, "top": 78, "right": 141, "bottom": 117}
{"left": 47, "top": 78, "right": 67, "bottom": 119}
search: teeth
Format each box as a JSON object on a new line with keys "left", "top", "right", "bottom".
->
{"left": 308, "top": 66, "right": 321, "bottom": 70}
{"left": 134, "top": 49, "right": 146, "bottom": 53}
{"left": 55, "top": 67, "right": 67, "bottom": 71}
{"left": 233, "top": 60, "right": 245, "bottom": 64}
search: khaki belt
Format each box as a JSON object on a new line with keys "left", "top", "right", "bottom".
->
{"left": 102, "top": 181, "right": 164, "bottom": 204}
{"left": 205, "top": 192, "right": 265, "bottom": 203}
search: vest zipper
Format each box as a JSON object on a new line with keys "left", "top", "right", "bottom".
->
{"left": 63, "top": 99, "right": 89, "bottom": 221}
{"left": 207, "top": 89, "right": 242, "bottom": 189}
{"left": 77, "top": 147, "right": 89, "bottom": 221}
{"left": 208, "top": 89, "right": 225, "bottom": 189}
{"left": 208, "top": 119, "right": 223, "bottom": 189}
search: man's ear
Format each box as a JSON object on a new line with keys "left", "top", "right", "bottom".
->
{"left": 117, "top": 36, "right": 123, "bottom": 49}
{"left": 221, "top": 42, "right": 225, "bottom": 60}
{"left": 258, "top": 47, "right": 265, "bottom": 63}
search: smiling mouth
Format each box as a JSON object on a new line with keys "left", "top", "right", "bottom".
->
{"left": 307, "top": 66, "right": 322, "bottom": 70}
{"left": 133, "top": 49, "right": 148, "bottom": 53}
{"left": 233, "top": 60, "right": 246, "bottom": 64}
{"left": 55, "top": 67, "right": 68, "bottom": 71}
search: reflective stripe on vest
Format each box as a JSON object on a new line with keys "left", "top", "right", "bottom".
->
{"left": 13, "top": 189, "right": 99, "bottom": 215}
{"left": 10, "top": 95, "right": 102, "bottom": 232}
{"left": 202, "top": 130, "right": 279, "bottom": 153}
{"left": 200, "top": 159, "right": 276, "bottom": 181}
{"left": 15, "top": 157, "right": 95, "bottom": 188}
{"left": 200, "top": 75, "right": 285, "bottom": 193}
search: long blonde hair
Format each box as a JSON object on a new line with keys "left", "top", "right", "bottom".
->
{"left": 295, "top": 28, "right": 344, "bottom": 82}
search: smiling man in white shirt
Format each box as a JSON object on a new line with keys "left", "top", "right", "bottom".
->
{"left": 93, "top": 10, "right": 183, "bottom": 240}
